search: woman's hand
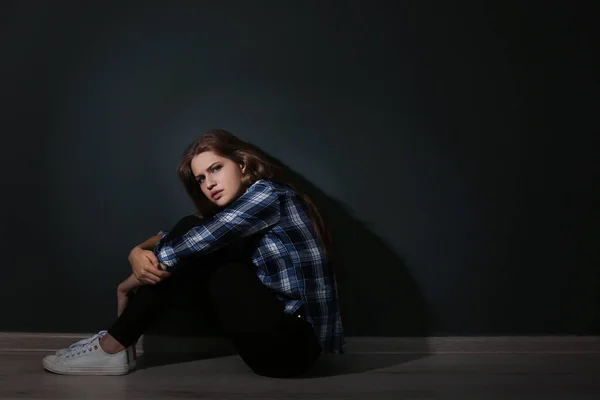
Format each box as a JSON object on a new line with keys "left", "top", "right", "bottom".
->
{"left": 128, "top": 246, "right": 172, "bottom": 285}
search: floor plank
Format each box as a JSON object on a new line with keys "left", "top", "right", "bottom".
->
{"left": 1, "top": 351, "right": 599, "bottom": 399}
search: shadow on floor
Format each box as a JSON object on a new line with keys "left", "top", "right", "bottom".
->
{"left": 136, "top": 334, "right": 235, "bottom": 370}
{"left": 136, "top": 351, "right": 236, "bottom": 370}
{"left": 137, "top": 334, "right": 430, "bottom": 378}
{"left": 136, "top": 351, "right": 428, "bottom": 378}
{"left": 298, "top": 353, "right": 426, "bottom": 378}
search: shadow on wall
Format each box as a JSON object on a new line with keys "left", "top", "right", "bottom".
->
{"left": 280, "top": 162, "right": 432, "bottom": 338}
{"left": 142, "top": 149, "right": 432, "bottom": 375}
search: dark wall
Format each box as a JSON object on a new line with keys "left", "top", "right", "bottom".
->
{"left": 1, "top": 1, "right": 597, "bottom": 336}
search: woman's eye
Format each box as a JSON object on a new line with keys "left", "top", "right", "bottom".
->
{"left": 214, "top": 165, "right": 221, "bottom": 172}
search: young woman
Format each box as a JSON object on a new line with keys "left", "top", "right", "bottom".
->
{"left": 43, "top": 129, "right": 345, "bottom": 378}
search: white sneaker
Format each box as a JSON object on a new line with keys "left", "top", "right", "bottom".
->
{"left": 43, "top": 331, "right": 129, "bottom": 375}
{"left": 54, "top": 331, "right": 137, "bottom": 371}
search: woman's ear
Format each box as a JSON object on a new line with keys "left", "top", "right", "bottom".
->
{"left": 240, "top": 163, "right": 246, "bottom": 173}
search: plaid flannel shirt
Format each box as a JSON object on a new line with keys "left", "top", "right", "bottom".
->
{"left": 154, "top": 179, "right": 345, "bottom": 354}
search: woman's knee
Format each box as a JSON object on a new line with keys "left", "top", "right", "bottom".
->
{"left": 165, "top": 215, "right": 203, "bottom": 240}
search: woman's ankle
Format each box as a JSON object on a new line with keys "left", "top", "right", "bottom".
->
{"left": 99, "top": 334, "right": 126, "bottom": 354}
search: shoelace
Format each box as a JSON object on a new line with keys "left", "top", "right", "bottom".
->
{"left": 65, "top": 330, "right": 107, "bottom": 357}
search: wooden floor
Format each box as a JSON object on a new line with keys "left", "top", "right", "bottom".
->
{"left": 2, "top": 351, "right": 599, "bottom": 399}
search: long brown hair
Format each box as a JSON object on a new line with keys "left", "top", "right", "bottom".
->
{"left": 177, "top": 129, "right": 332, "bottom": 257}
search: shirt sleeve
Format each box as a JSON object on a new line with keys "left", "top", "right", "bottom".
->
{"left": 153, "top": 230, "right": 169, "bottom": 256}
{"left": 156, "top": 180, "right": 281, "bottom": 269}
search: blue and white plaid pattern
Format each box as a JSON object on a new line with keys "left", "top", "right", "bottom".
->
{"left": 155, "top": 179, "right": 345, "bottom": 354}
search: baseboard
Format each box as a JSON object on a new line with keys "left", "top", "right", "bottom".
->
{"left": 2, "top": 333, "right": 600, "bottom": 355}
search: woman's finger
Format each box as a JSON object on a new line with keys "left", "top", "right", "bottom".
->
{"left": 140, "top": 272, "right": 160, "bottom": 284}
{"left": 145, "top": 265, "right": 169, "bottom": 280}
{"left": 145, "top": 252, "right": 160, "bottom": 267}
{"left": 152, "top": 264, "right": 171, "bottom": 278}
{"left": 140, "top": 276, "right": 156, "bottom": 285}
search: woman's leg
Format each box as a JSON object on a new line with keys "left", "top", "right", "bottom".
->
{"left": 107, "top": 215, "right": 251, "bottom": 348}
{"left": 208, "top": 262, "right": 322, "bottom": 378}
{"left": 107, "top": 215, "right": 321, "bottom": 377}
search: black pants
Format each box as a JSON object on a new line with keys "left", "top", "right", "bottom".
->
{"left": 108, "top": 216, "right": 322, "bottom": 378}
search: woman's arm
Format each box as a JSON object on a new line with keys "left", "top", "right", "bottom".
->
{"left": 135, "top": 233, "right": 163, "bottom": 251}
{"left": 156, "top": 181, "right": 280, "bottom": 270}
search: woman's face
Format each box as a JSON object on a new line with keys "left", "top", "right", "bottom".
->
{"left": 191, "top": 151, "right": 246, "bottom": 207}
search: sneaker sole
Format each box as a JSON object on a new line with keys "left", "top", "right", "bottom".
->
{"left": 43, "top": 358, "right": 129, "bottom": 376}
